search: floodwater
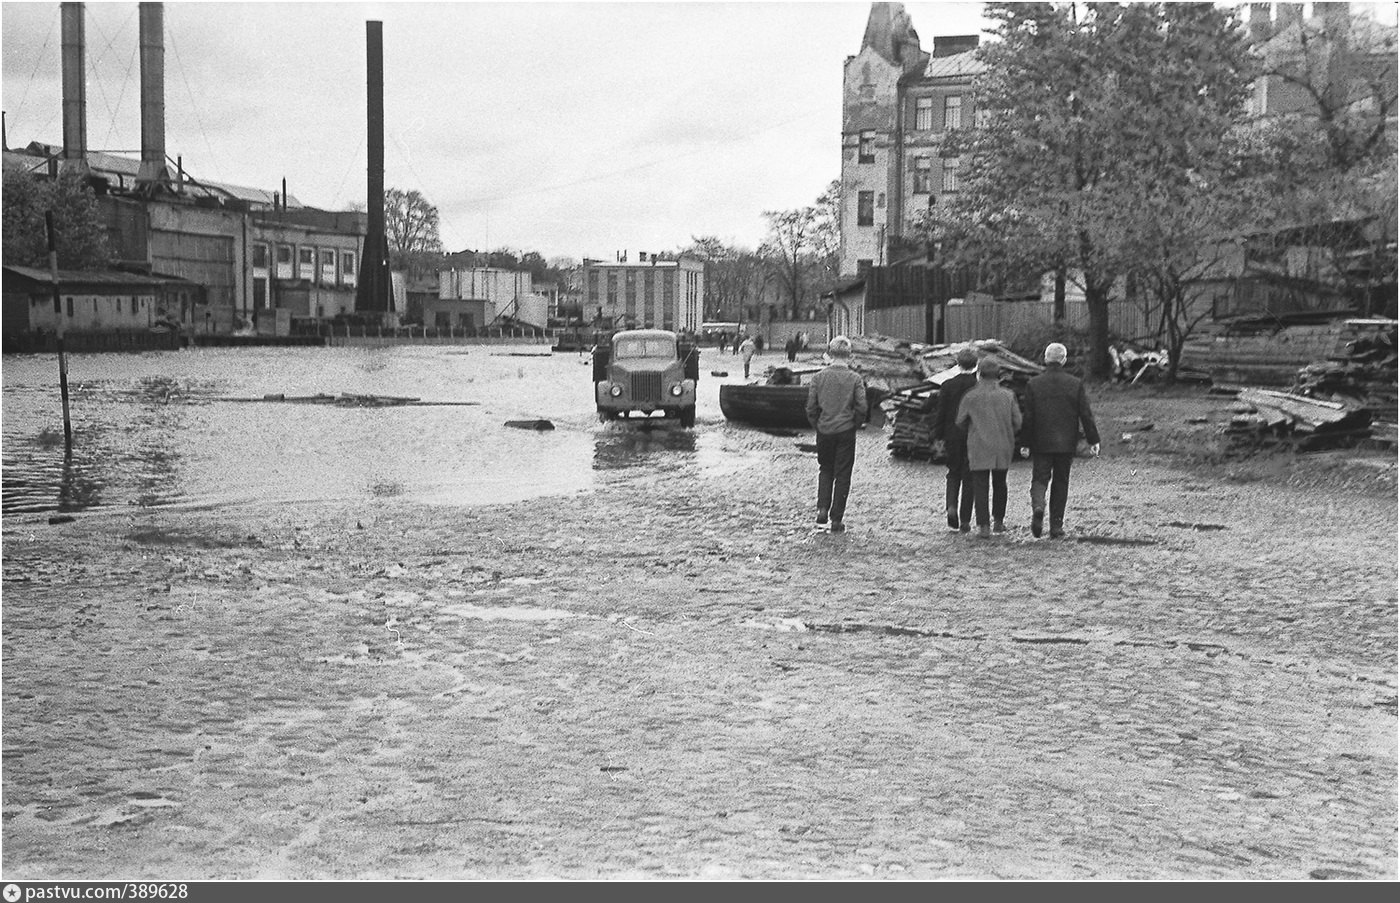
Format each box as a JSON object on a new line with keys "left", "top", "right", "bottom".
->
{"left": 0, "top": 343, "right": 778, "bottom": 515}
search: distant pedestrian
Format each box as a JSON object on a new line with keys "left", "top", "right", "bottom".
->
{"left": 1019, "top": 342, "right": 1101, "bottom": 539}
{"left": 785, "top": 335, "right": 798, "bottom": 362}
{"left": 732, "top": 334, "right": 743, "bottom": 355}
{"left": 754, "top": 335, "right": 765, "bottom": 354}
{"left": 955, "top": 357, "right": 1022, "bottom": 539}
{"left": 805, "top": 335, "right": 868, "bottom": 534}
{"left": 739, "top": 336, "right": 757, "bottom": 378}
{"left": 933, "top": 347, "right": 980, "bottom": 532}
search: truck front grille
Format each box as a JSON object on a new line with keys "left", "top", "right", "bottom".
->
{"left": 630, "top": 372, "right": 663, "bottom": 403}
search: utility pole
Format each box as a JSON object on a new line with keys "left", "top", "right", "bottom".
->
{"left": 45, "top": 211, "right": 74, "bottom": 452}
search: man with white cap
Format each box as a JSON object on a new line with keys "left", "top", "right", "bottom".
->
{"left": 1019, "top": 342, "right": 1101, "bottom": 539}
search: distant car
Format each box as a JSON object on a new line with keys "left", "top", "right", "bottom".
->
{"left": 593, "top": 328, "right": 699, "bottom": 427}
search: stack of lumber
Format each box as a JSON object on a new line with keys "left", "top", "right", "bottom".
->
{"left": 1226, "top": 387, "right": 1374, "bottom": 453}
{"left": 1290, "top": 319, "right": 1397, "bottom": 424}
{"left": 885, "top": 384, "right": 945, "bottom": 461}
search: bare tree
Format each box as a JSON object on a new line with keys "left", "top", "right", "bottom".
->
{"left": 384, "top": 188, "right": 442, "bottom": 261}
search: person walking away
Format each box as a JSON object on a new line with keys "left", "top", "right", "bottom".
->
{"left": 1019, "top": 342, "right": 1100, "bottom": 539}
{"left": 933, "top": 348, "right": 980, "bottom": 532}
{"left": 785, "top": 335, "right": 798, "bottom": 362}
{"left": 739, "top": 335, "right": 757, "bottom": 379}
{"left": 805, "top": 335, "right": 868, "bottom": 534}
{"left": 955, "top": 357, "right": 1022, "bottom": 539}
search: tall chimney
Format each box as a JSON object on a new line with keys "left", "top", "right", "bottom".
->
{"left": 355, "top": 20, "right": 392, "bottom": 316}
{"left": 60, "top": 2, "right": 88, "bottom": 173}
{"left": 136, "top": 2, "right": 169, "bottom": 187}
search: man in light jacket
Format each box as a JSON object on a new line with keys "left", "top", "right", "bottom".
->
{"left": 1019, "top": 342, "right": 1101, "bottom": 539}
{"left": 805, "top": 335, "right": 868, "bottom": 533}
{"left": 956, "top": 357, "right": 1022, "bottom": 538}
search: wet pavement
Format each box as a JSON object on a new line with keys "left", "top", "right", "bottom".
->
{"left": 2, "top": 393, "right": 1394, "bottom": 879}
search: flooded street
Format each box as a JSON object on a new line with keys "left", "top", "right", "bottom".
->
{"left": 1, "top": 343, "right": 772, "bottom": 515}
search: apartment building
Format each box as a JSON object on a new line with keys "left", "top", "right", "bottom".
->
{"left": 838, "top": 3, "right": 984, "bottom": 279}
{"left": 581, "top": 252, "right": 704, "bottom": 334}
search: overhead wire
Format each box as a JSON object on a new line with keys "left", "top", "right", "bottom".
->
{"left": 83, "top": 5, "right": 138, "bottom": 151}
{"left": 9, "top": 10, "right": 57, "bottom": 124}
{"left": 166, "top": 18, "right": 225, "bottom": 183}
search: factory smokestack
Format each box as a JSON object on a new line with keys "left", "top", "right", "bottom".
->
{"left": 355, "top": 19, "right": 393, "bottom": 316}
{"left": 136, "top": 2, "right": 169, "bottom": 188}
{"left": 60, "top": 2, "right": 88, "bottom": 174}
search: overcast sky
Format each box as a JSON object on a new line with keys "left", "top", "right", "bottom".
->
{"left": 1, "top": 1, "right": 993, "bottom": 261}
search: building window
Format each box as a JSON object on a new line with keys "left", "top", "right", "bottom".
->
{"left": 974, "top": 106, "right": 991, "bottom": 130}
{"left": 912, "top": 156, "right": 931, "bottom": 193}
{"left": 858, "top": 130, "right": 875, "bottom": 163}
{"left": 252, "top": 243, "right": 269, "bottom": 269}
{"left": 341, "top": 251, "right": 356, "bottom": 284}
{"left": 941, "top": 158, "right": 961, "bottom": 193}
{"left": 915, "top": 96, "right": 933, "bottom": 131}
{"left": 319, "top": 249, "right": 336, "bottom": 285}
{"left": 66, "top": 297, "right": 73, "bottom": 317}
{"left": 857, "top": 191, "right": 875, "bottom": 226}
{"left": 298, "top": 247, "right": 315, "bottom": 280}
{"left": 944, "top": 95, "right": 963, "bottom": 131}
{"left": 276, "top": 244, "right": 292, "bottom": 264}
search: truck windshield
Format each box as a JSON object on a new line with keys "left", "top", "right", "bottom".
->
{"left": 615, "top": 337, "right": 675, "bottom": 359}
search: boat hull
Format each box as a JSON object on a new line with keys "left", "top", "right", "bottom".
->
{"left": 719, "top": 384, "right": 885, "bottom": 429}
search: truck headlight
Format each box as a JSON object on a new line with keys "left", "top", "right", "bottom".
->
{"left": 669, "top": 384, "right": 684, "bottom": 397}
{"left": 609, "top": 385, "right": 623, "bottom": 397}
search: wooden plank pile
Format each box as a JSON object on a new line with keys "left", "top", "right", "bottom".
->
{"left": 884, "top": 340, "right": 1044, "bottom": 461}
{"left": 1226, "top": 387, "right": 1374, "bottom": 453}
{"left": 1289, "top": 318, "right": 1397, "bottom": 425}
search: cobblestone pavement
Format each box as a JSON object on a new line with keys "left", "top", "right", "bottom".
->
{"left": 2, "top": 418, "right": 1395, "bottom": 880}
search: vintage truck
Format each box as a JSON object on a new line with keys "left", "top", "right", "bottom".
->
{"left": 593, "top": 328, "right": 699, "bottom": 427}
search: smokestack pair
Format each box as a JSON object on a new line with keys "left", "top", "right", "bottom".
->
{"left": 59, "top": 2, "right": 168, "bottom": 186}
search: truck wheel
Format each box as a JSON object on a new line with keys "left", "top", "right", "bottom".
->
{"left": 679, "top": 405, "right": 696, "bottom": 428}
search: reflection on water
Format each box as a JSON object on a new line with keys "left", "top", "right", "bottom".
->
{"left": 592, "top": 421, "right": 698, "bottom": 471}
{"left": 2, "top": 345, "right": 768, "bottom": 515}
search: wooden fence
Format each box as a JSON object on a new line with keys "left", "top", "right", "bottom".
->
{"left": 865, "top": 299, "right": 1156, "bottom": 347}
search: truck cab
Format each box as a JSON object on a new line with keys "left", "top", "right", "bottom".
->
{"left": 593, "top": 328, "right": 699, "bottom": 427}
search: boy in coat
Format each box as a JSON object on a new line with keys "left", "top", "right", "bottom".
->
{"left": 955, "top": 357, "right": 1022, "bottom": 538}
{"left": 1019, "top": 342, "right": 1101, "bottom": 538}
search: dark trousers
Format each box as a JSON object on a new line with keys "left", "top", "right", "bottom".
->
{"left": 1030, "top": 453, "right": 1075, "bottom": 528}
{"left": 944, "top": 432, "right": 973, "bottom": 525}
{"left": 816, "top": 427, "right": 858, "bottom": 523}
{"left": 969, "top": 469, "right": 1008, "bottom": 527}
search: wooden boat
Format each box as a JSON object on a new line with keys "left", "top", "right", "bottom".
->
{"left": 719, "top": 366, "right": 886, "bottom": 429}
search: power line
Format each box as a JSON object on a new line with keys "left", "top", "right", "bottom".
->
{"left": 166, "top": 19, "right": 224, "bottom": 183}
{"left": 460, "top": 106, "right": 830, "bottom": 205}
{"left": 10, "top": 10, "right": 57, "bottom": 123}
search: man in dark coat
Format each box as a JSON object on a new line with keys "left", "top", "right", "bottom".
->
{"left": 932, "top": 347, "right": 980, "bottom": 532}
{"left": 1019, "top": 342, "right": 1101, "bottom": 539}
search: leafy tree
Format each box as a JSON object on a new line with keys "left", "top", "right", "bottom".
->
{"left": 384, "top": 187, "right": 442, "bottom": 264}
{"left": 924, "top": 2, "right": 1255, "bottom": 380}
{"left": 2, "top": 167, "right": 110, "bottom": 269}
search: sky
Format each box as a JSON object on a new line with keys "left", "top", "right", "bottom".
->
{"left": 0, "top": 0, "right": 993, "bottom": 262}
